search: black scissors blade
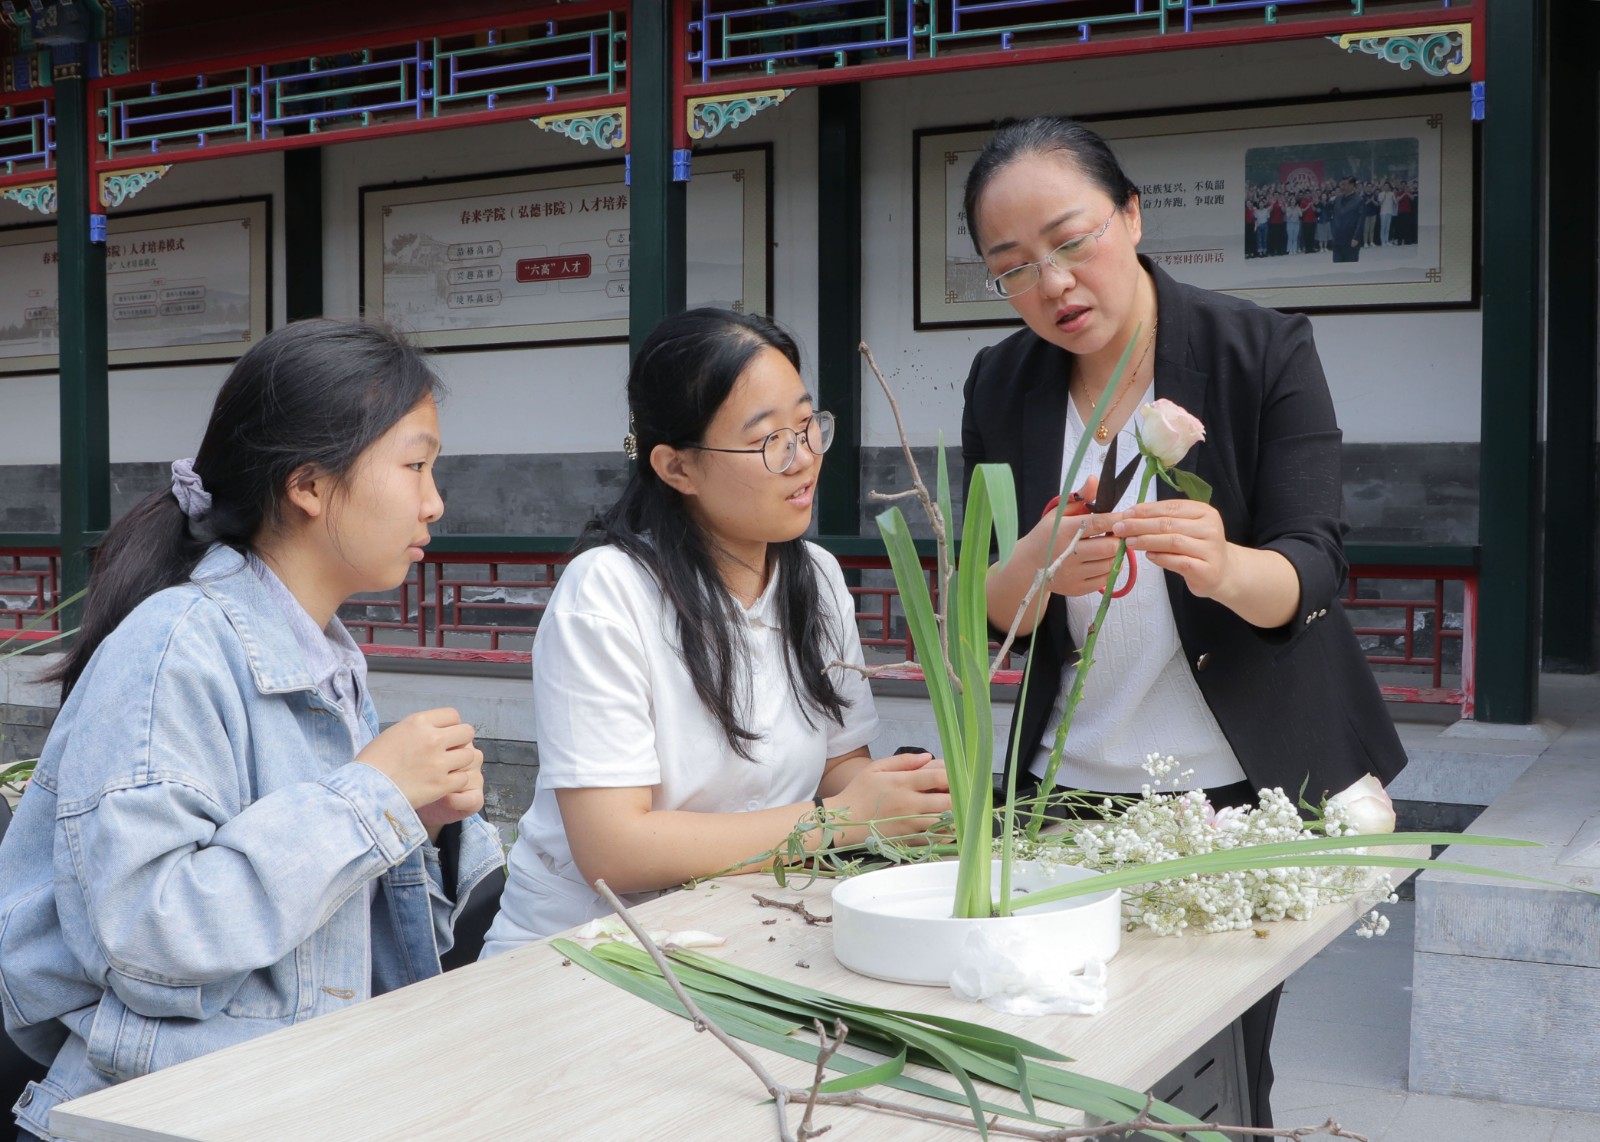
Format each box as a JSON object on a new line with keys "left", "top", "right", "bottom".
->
{"left": 1089, "top": 435, "right": 1140, "bottom": 514}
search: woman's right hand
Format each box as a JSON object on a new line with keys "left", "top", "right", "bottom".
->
{"left": 356, "top": 707, "right": 481, "bottom": 810}
{"left": 824, "top": 752, "right": 951, "bottom": 839}
{"left": 1021, "top": 474, "right": 1124, "bottom": 598}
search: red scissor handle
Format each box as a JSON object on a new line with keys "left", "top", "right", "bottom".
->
{"left": 1040, "top": 495, "right": 1137, "bottom": 599}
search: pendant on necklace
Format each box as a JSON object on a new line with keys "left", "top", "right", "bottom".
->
{"left": 1094, "top": 423, "right": 1110, "bottom": 443}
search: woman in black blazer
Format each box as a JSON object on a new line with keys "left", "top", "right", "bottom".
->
{"left": 959, "top": 117, "right": 1407, "bottom": 1129}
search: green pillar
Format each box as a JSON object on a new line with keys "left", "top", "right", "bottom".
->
{"left": 284, "top": 148, "right": 324, "bottom": 322}
{"left": 1540, "top": 1, "right": 1597, "bottom": 673}
{"left": 816, "top": 83, "right": 862, "bottom": 537}
{"left": 52, "top": 53, "right": 109, "bottom": 630}
{"left": 627, "top": 0, "right": 686, "bottom": 360}
{"left": 1476, "top": 0, "right": 1546, "bottom": 721}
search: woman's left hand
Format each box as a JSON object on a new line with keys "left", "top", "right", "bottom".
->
{"left": 1112, "top": 498, "right": 1301, "bottom": 629}
{"left": 416, "top": 745, "right": 486, "bottom": 842}
{"left": 1112, "top": 498, "right": 1232, "bottom": 599}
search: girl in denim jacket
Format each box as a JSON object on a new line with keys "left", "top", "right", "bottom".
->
{"left": 0, "top": 320, "right": 503, "bottom": 1140}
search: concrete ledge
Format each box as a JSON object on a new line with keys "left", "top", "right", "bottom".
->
{"left": 1384, "top": 720, "right": 1549, "bottom": 806}
{"left": 1411, "top": 951, "right": 1600, "bottom": 1111}
{"left": 1439, "top": 717, "right": 1565, "bottom": 743}
{"left": 1409, "top": 726, "right": 1600, "bottom": 1110}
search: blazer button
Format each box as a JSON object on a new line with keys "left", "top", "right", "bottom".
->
{"left": 1195, "top": 652, "right": 1211, "bottom": 672}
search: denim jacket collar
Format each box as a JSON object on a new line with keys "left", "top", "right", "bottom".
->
{"left": 190, "top": 544, "right": 331, "bottom": 698}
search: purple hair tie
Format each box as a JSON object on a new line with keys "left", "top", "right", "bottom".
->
{"left": 170, "top": 457, "right": 213, "bottom": 521}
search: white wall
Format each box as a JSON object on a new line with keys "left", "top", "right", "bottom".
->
{"left": 0, "top": 35, "right": 1481, "bottom": 471}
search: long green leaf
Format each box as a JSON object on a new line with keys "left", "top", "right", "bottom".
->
{"left": 0, "top": 760, "right": 37, "bottom": 787}
{"left": 817, "top": 1046, "right": 908, "bottom": 1094}
{"left": 878, "top": 507, "right": 964, "bottom": 798}
{"left": 1007, "top": 832, "right": 1547, "bottom": 912}
{"left": 1012, "top": 1048, "right": 1036, "bottom": 1118}
{"left": 0, "top": 589, "right": 84, "bottom": 661}
{"left": 953, "top": 464, "right": 1001, "bottom": 916}
{"left": 936, "top": 434, "right": 959, "bottom": 696}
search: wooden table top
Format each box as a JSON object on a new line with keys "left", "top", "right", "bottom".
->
{"left": 51, "top": 850, "right": 1420, "bottom": 1142}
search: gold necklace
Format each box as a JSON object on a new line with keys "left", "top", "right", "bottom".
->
{"left": 1090, "top": 319, "right": 1158, "bottom": 443}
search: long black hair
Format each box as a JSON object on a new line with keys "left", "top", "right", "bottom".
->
{"left": 52, "top": 319, "right": 443, "bottom": 699}
{"left": 962, "top": 116, "right": 1139, "bottom": 255}
{"left": 583, "top": 308, "right": 848, "bottom": 759}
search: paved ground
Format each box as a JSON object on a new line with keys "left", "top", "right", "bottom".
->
{"left": 1273, "top": 676, "right": 1600, "bottom": 1141}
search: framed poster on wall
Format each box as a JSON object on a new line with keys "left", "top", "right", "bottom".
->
{"left": 361, "top": 146, "right": 771, "bottom": 348}
{"left": 0, "top": 197, "right": 270, "bottom": 374}
{"left": 915, "top": 91, "right": 1475, "bottom": 327}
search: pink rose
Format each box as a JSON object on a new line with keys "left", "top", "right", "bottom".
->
{"left": 1326, "top": 774, "right": 1396, "bottom": 836}
{"left": 1137, "top": 399, "right": 1206, "bottom": 468}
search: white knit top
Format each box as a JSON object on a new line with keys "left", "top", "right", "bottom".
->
{"left": 1028, "top": 387, "right": 1248, "bottom": 793}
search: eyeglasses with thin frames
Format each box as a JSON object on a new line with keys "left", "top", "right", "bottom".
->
{"left": 984, "top": 210, "right": 1117, "bottom": 299}
{"left": 682, "top": 410, "right": 836, "bottom": 474}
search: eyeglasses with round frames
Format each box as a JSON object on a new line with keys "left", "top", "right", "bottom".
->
{"left": 683, "top": 410, "right": 836, "bottom": 474}
{"left": 984, "top": 210, "right": 1117, "bottom": 299}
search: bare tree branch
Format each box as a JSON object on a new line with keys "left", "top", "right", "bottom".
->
{"left": 859, "top": 340, "right": 961, "bottom": 694}
{"left": 753, "top": 894, "right": 832, "bottom": 924}
{"left": 827, "top": 657, "right": 921, "bottom": 680}
{"left": 797, "top": 1019, "right": 845, "bottom": 1140}
{"left": 989, "top": 523, "right": 1089, "bottom": 677}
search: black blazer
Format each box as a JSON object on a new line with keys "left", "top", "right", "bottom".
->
{"left": 961, "top": 262, "right": 1407, "bottom": 800}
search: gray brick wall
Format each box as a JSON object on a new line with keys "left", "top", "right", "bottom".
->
{"left": 0, "top": 442, "right": 1481, "bottom": 542}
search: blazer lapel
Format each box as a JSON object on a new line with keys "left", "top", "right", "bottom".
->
{"left": 1149, "top": 263, "right": 1210, "bottom": 496}
{"left": 1021, "top": 356, "right": 1069, "bottom": 519}
{"left": 1020, "top": 341, "right": 1071, "bottom": 649}
{"left": 1147, "top": 262, "right": 1212, "bottom": 622}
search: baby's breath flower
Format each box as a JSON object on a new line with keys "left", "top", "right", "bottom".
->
{"left": 1028, "top": 772, "right": 1395, "bottom": 939}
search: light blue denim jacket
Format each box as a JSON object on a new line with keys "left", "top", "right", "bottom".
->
{"left": 0, "top": 546, "right": 502, "bottom": 1139}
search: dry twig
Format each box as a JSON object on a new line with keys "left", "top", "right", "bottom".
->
{"left": 988, "top": 526, "right": 1088, "bottom": 676}
{"left": 858, "top": 340, "right": 960, "bottom": 693}
{"left": 753, "top": 894, "right": 833, "bottom": 924}
{"left": 826, "top": 657, "right": 921, "bottom": 680}
{"left": 797, "top": 1019, "right": 846, "bottom": 1140}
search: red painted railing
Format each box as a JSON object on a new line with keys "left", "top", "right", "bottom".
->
{"left": 0, "top": 544, "right": 1476, "bottom": 711}
{"left": 0, "top": 548, "right": 63, "bottom": 644}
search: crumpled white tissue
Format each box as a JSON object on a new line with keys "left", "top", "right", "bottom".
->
{"left": 570, "top": 917, "right": 726, "bottom": 949}
{"left": 947, "top": 926, "right": 1108, "bottom": 1017}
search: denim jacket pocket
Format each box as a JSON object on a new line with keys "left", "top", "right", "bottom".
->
{"left": 84, "top": 991, "right": 158, "bottom": 1082}
{"left": 222, "top": 942, "right": 307, "bottom": 1019}
{"left": 0, "top": 880, "right": 100, "bottom": 1065}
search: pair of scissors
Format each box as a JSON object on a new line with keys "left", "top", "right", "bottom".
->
{"left": 1039, "top": 435, "right": 1141, "bottom": 599}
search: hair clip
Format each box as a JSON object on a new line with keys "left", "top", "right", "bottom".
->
{"left": 622, "top": 411, "right": 639, "bottom": 461}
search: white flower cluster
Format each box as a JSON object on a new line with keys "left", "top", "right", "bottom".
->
{"left": 1011, "top": 755, "right": 1396, "bottom": 938}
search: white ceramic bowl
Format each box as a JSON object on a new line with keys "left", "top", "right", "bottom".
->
{"left": 830, "top": 859, "right": 1122, "bottom": 986}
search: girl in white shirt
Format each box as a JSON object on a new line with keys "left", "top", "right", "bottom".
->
{"left": 483, "top": 309, "right": 951, "bottom": 947}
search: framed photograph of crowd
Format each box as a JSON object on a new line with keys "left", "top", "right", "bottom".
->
{"left": 0, "top": 197, "right": 270, "bottom": 374}
{"left": 915, "top": 91, "right": 1474, "bottom": 326}
{"left": 362, "top": 146, "right": 771, "bottom": 349}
